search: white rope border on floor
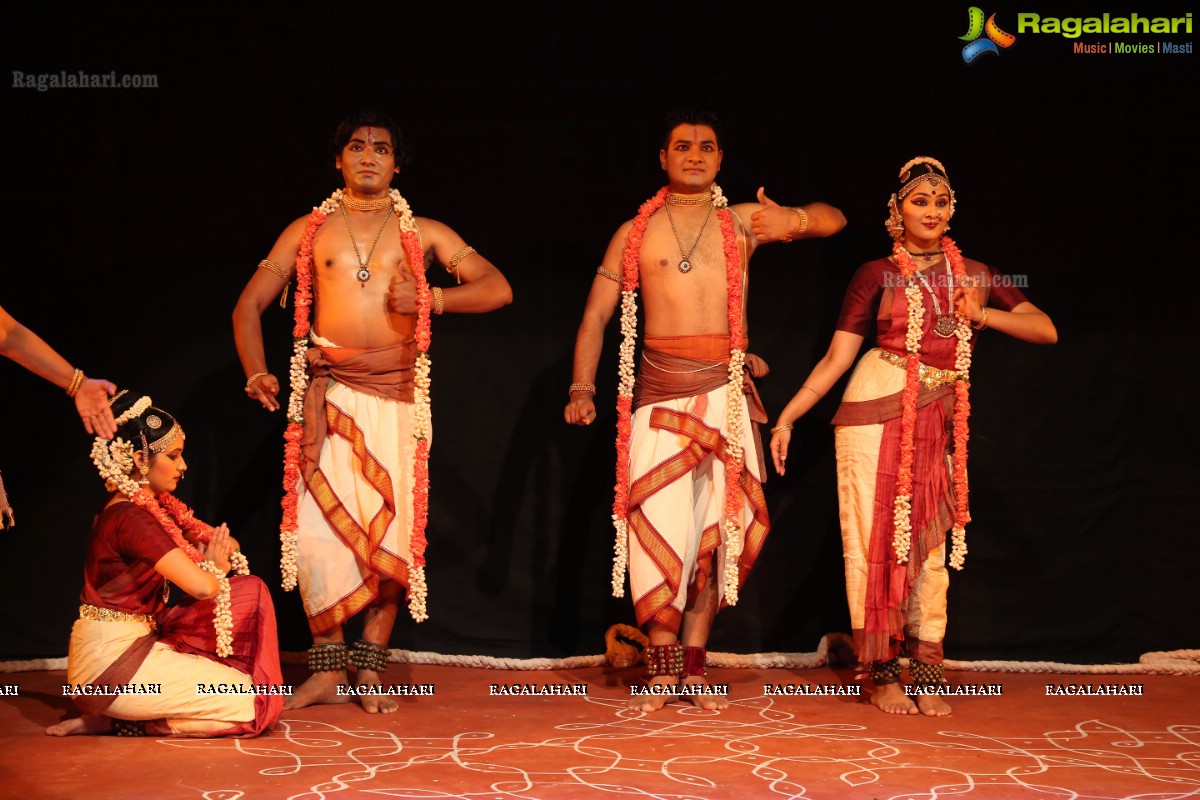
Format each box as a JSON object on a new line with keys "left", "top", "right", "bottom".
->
{"left": 4, "top": 636, "right": 1197, "bottom": 675}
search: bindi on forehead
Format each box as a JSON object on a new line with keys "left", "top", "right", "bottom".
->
{"left": 366, "top": 127, "right": 375, "bottom": 144}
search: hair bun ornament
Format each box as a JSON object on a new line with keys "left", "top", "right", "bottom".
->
{"left": 146, "top": 415, "right": 162, "bottom": 430}
{"left": 114, "top": 396, "right": 153, "bottom": 428}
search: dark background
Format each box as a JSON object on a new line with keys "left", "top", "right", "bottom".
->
{"left": 2, "top": 2, "right": 1194, "bottom": 662}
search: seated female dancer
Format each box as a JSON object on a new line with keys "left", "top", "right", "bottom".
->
{"left": 770, "top": 158, "right": 1056, "bottom": 716}
{"left": 47, "top": 391, "right": 284, "bottom": 737}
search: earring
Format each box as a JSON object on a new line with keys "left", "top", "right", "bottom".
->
{"left": 138, "top": 433, "right": 150, "bottom": 482}
{"left": 884, "top": 195, "right": 904, "bottom": 240}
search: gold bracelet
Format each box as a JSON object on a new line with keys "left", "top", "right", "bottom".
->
{"left": 801, "top": 385, "right": 822, "bottom": 400}
{"left": 258, "top": 258, "right": 290, "bottom": 281}
{"left": 781, "top": 207, "right": 808, "bottom": 243}
{"left": 770, "top": 422, "right": 794, "bottom": 434}
{"left": 793, "top": 206, "right": 809, "bottom": 236}
{"left": 596, "top": 265, "right": 620, "bottom": 282}
{"left": 970, "top": 307, "right": 990, "bottom": 330}
{"left": 569, "top": 382, "right": 596, "bottom": 397}
{"left": 432, "top": 286, "right": 446, "bottom": 315}
{"left": 66, "top": 368, "right": 85, "bottom": 397}
{"left": 245, "top": 371, "right": 268, "bottom": 390}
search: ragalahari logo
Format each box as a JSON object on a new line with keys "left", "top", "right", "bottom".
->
{"left": 960, "top": 7, "right": 1017, "bottom": 62}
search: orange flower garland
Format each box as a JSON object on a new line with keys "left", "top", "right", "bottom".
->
{"left": 132, "top": 491, "right": 241, "bottom": 656}
{"left": 611, "top": 185, "right": 748, "bottom": 603}
{"left": 157, "top": 491, "right": 214, "bottom": 544}
{"left": 278, "top": 189, "right": 433, "bottom": 622}
{"left": 891, "top": 236, "right": 972, "bottom": 570}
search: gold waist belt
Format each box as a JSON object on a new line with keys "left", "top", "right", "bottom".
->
{"left": 79, "top": 604, "right": 156, "bottom": 630}
{"left": 877, "top": 349, "right": 958, "bottom": 390}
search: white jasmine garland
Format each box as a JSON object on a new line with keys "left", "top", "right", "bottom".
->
{"left": 722, "top": 348, "right": 746, "bottom": 603}
{"left": 229, "top": 550, "right": 250, "bottom": 576}
{"left": 199, "top": 560, "right": 234, "bottom": 657}
{"left": 611, "top": 517, "right": 629, "bottom": 597}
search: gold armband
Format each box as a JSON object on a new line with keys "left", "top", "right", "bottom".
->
{"left": 596, "top": 265, "right": 620, "bottom": 282}
{"left": 258, "top": 259, "right": 291, "bottom": 307}
{"left": 258, "top": 258, "right": 290, "bottom": 281}
{"left": 446, "top": 246, "right": 476, "bottom": 284}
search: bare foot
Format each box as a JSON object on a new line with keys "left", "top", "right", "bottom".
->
{"left": 46, "top": 714, "right": 112, "bottom": 736}
{"left": 870, "top": 682, "right": 918, "bottom": 715}
{"left": 915, "top": 692, "right": 952, "bottom": 716}
{"left": 285, "top": 669, "right": 352, "bottom": 710}
{"left": 355, "top": 668, "right": 399, "bottom": 714}
{"left": 627, "top": 675, "right": 677, "bottom": 713}
{"left": 682, "top": 676, "right": 729, "bottom": 710}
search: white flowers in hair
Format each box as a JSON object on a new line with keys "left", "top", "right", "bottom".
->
{"left": 91, "top": 437, "right": 141, "bottom": 497}
{"left": 114, "top": 396, "right": 152, "bottom": 427}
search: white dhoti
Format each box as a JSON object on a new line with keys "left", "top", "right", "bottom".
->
{"left": 297, "top": 381, "right": 423, "bottom": 634}
{"left": 626, "top": 384, "right": 769, "bottom": 632}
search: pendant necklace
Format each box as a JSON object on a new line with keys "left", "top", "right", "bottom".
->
{"left": 664, "top": 200, "right": 713, "bottom": 273}
{"left": 341, "top": 203, "right": 393, "bottom": 286}
{"left": 913, "top": 261, "right": 958, "bottom": 337}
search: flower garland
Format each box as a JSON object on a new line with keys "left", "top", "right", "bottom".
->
{"left": 890, "top": 237, "right": 972, "bottom": 570}
{"left": 132, "top": 492, "right": 249, "bottom": 656}
{"left": 611, "top": 183, "right": 748, "bottom": 604}
{"left": 278, "top": 188, "right": 433, "bottom": 622}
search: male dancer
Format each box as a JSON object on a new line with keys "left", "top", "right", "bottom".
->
{"left": 234, "top": 112, "right": 511, "bottom": 712}
{"left": 564, "top": 111, "right": 844, "bottom": 711}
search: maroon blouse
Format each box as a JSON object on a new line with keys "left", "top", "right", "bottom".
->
{"left": 836, "top": 257, "right": 1029, "bottom": 370}
{"left": 79, "top": 503, "right": 177, "bottom": 615}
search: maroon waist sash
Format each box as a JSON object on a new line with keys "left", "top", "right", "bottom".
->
{"left": 831, "top": 385, "right": 953, "bottom": 427}
{"left": 633, "top": 335, "right": 768, "bottom": 424}
{"left": 301, "top": 340, "right": 417, "bottom": 483}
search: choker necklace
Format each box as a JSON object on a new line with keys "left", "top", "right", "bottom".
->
{"left": 906, "top": 249, "right": 944, "bottom": 263}
{"left": 667, "top": 192, "right": 712, "bottom": 206}
{"left": 664, "top": 200, "right": 714, "bottom": 273}
{"left": 341, "top": 193, "right": 394, "bottom": 212}
{"left": 340, "top": 202, "right": 393, "bottom": 285}
{"left": 913, "top": 261, "right": 958, "bottom": 337}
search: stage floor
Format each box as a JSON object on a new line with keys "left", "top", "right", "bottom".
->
{"left": 1, "top": 663, "right": 1196, "bottom": 800}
